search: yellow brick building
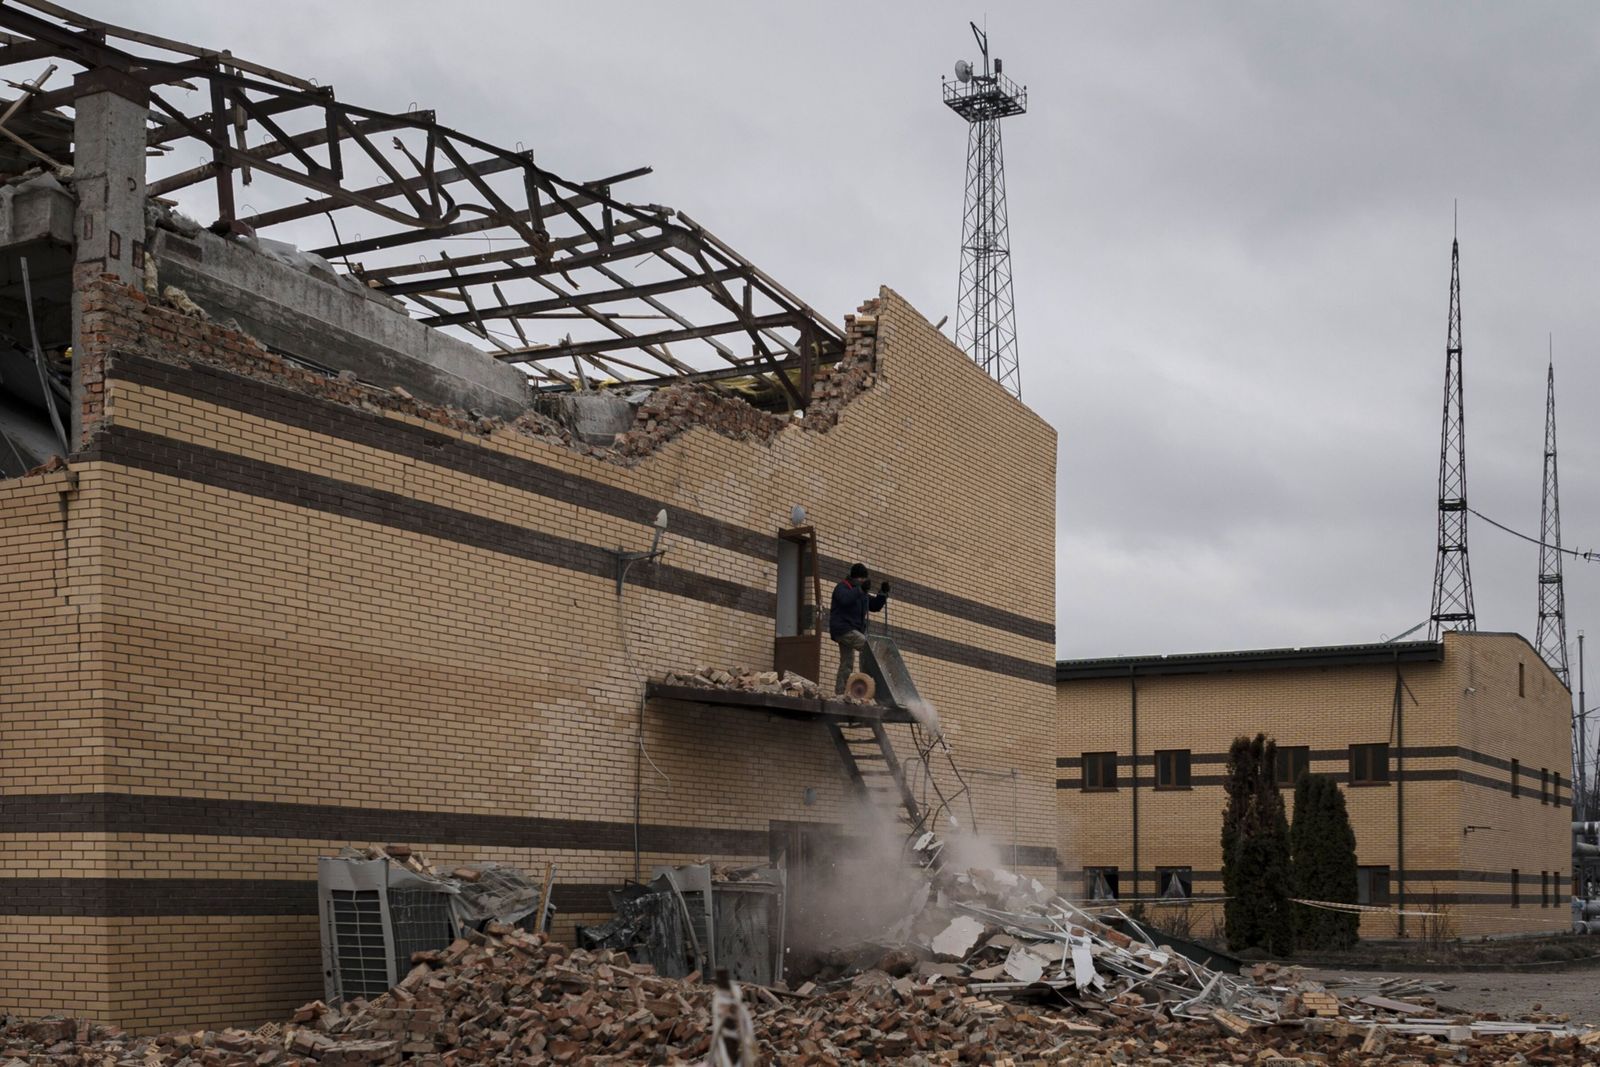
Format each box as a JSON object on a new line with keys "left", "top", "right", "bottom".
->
{"left": 1056, "top": 633, "right": 1573, "bottom": 940}
{"left": 0, "top": 280, "right": 1058, "bottom": 1029}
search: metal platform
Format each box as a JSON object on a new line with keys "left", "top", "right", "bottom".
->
{"left": 644, "top": 683, "right": 914, "bottom": 725}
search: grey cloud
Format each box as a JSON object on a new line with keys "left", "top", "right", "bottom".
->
{"left": 78, "top": 1, "right": 1600, "bottom": 668}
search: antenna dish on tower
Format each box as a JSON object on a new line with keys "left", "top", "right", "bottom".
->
{"left": 941, "top": 23, "right": 1028, "bottom": 397}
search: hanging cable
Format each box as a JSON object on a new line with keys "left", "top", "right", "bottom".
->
{"left": 1468, "top": 507, "right": 1599, "bottom": 563}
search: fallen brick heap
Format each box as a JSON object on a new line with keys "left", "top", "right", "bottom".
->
{"left": 7, "top": 922, "right": 1600, "bottom": 1067}
{"left": 658, "top": 666, "right": 875, "bottom": 705}
{"left": 3, "top": 820, "right": 1595, "bottom": 1066}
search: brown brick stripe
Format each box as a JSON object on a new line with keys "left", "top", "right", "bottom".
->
{"left": 78, "top": 424, "right": 1054, "bottom": 686}
{"left": 107, "top": 352, "right": 1054, "bottom": 645}
{"left": 0, "top": 878, "right": 616, "bottom": 916}
{"left": 1054, "top": 746, "right": 1570, "bottom": 804}
{"left": 0, "top": 793, "right": 1058, "bottom": 868}
{"left": 1059, "top": 869, "right": 1558, "bottom": 906}
{"left": 0, "top": 793, "right": 768, "bottom": 854}
{"left": 0, "top": 795, "right": 1059, "bottom": 917}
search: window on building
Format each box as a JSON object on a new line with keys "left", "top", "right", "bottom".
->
{"left": 1275, "top": 745, "right": 1310, "bottom": 787}
{"left": 1155, "top": 749, "right": 1191, "bottom": 790}
{"left": 1083, "top": 866, "right": 1119, "bottom": 901}
{"left": 1541, "top": 768, "right": 1550, "bottom": 806}
{"left": 1511, "top": 869, "right": 1520, "bottom": 909}
{"left": 1357, "top": 865, "right": 1391, "bottom": 906}
{"left": 1542, "top": 870, "right": 1550, "bottom": 908}
{"left": 1156, "top": 867, "right": 1193, "bottom": 900}
{"left": 1511, "top": 759, "right": 1520, "bottom": 799}
{"left": 1082, "top": 752, "right": 1118, "bottom": 792}
{"left": 1519, "top": 662, "right": 1526, "bottom": 697}
{"left": 1349, "top": 743, "right": 1389, "bottom": 785}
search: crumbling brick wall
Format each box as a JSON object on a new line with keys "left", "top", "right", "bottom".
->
{"left": 3, "top": 279, "right": 1056, "bottom": 1031}
{"left": 74, "top": 275, "right": 885, "bottom": 467}
{"left": 0, "top": 470, "right": 110, "bottom": 1019}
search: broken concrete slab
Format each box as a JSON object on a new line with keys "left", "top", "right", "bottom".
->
{"left": 1002, "top": 944, "right": 1043, "bottom": 984}
{"left": 0, "top": 173, "right": 74, "bottom": 248}
{"left": 149, "top": 227, "right": 531, "bottom": 417}
{"left": 929, "top": 914, "right": 984, "bottom": 960}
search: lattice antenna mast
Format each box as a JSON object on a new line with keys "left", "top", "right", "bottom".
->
{"left": 943, "top": 22, "right": 1027, "bottom": 397}
{"left": 1428, "top": 226, "right": 1476, "bottom": 640}
{"left": 1536, "top": 345, "right": 1570, "bottom": 686}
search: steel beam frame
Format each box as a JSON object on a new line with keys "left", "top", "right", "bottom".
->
{"left": 0, "top": 1, "right": 843, "bottom": 392}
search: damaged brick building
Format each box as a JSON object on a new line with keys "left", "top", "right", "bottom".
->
{"left": 0, "top": 5, "right": 1057, "bottom": 1031}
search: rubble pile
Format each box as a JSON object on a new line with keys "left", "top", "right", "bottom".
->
{"left": 658, "top": 666, "right": 874, "bottom": 704}
{"left": 800, "top": 299, "right": 881, "bottom": 433}
{"left": 7, "top": 919, "right": 1600, "bottom": 1066}
{"left": 610, "top": 297, "right": 883, "bottom": 460}
{"left": 5, "top": 834, "right": 1597, "bottom": 1064}
{"left": 614, "top": 384, "right": 785, "bottom": 459}
{"left": 82, "top": 277, "right": 886, "bottom": 473}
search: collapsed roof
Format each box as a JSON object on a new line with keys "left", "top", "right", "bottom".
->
{"left": 0, "top": 1, "right": 844, "bottom": 407}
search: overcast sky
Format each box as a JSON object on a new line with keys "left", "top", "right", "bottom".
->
{"left": 90, "top": 2, "right": 1600, "bottom": 675}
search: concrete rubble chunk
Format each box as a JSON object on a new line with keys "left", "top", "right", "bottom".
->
{"left": 1001, "top": 944, "right": 1043, "bottom": 984}
{"left": 929, "top": 914, "right": 985, "bottom": 960}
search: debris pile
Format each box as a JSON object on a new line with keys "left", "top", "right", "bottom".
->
{"left": 615, "top": 384, "right": 784, "bottom": 458}
{"left": 79, "top": 277, "right": 886, "bottom": 472}
{"left": 658, "top": 666, "right": 875, "bottom": 704}
{"left": 801, "top": 299, "right": 881, "bottom": 432}
{"left": 8, "top": 917, "right": 1600, "bottom": 1066}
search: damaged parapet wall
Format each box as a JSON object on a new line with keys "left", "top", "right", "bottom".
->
{"left": 71, "top": 274, "right": 883, "bottom": 466}
{"left": 0, "top": 280, "right": 1056, "bottom": 1032}
{"left": 143, "top": 215, "right": 532, "bottom": 419}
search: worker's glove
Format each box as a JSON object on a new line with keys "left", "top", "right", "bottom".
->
{"left": 879, "top": 582, "right": 891, "bottom": 597}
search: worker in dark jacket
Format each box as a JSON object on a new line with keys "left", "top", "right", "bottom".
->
{"left": 830, "top": 563, "right": 889, "bottom": 693}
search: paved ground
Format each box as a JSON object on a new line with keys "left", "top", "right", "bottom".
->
{"left": 1302, "top": 966, "right": 1600, "bottom": 1023}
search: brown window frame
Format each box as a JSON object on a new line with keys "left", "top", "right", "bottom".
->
{"left": 1081, "top": 751, "right": 1118, "bottom": 792}
{"left": 1519, "top": 662, "right": 1526, "bottom": 698}
{"left": 1154, "top": 749, "right": 1192, "bottom": 790}
{"left": 1357, "top": 865, "right": 1391, "bottom": 906}
{"left": 1512, "top": 869, "right": 1520, "bottom": 908}
{"left": 1083, "top": 866, "right": 1119, "bottom": 901}
{"left": 1156, "top": 866, "right": 1193, "bottom": 899}
{"left": 1348, "top": 743, "right": 1390, "bottom": 786}
{"left": 1275, "top": 745, "right": 1310, "bottom": 787}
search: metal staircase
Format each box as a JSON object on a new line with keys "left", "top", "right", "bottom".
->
{"left": 825, "top": 632, "right": 980, "bottom": 852}
{"left": 826, "top": 719, "right": 925, "bottom": 834}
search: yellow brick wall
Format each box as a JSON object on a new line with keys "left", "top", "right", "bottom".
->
{"left": 1, "top": 283, "right": 1057, "bottom": 1030}
{"left": 0, "top": 471, "right": 102, "bottom": 793}
{"left": 1056, "top": 633, "right": 1572, "bottom": 941}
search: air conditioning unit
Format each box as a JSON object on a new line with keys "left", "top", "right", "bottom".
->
{"left": 318, "top": 857, "right": 419, "bottom": 1003}
{"left": 316, "top": 856, "right": 547, "bottom": 1004}
{"left": 577, "top": 863, "right": 786, "bottom": 986}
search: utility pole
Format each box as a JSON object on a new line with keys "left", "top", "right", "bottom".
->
{"left": 1428, "top": 220, "right": 1476, "bottom": 640}
{"left": 942, "top": 22, "right": 1027, "bottom": 397}
{"left": 1535, "top": 349, "right": 1570, "bottom": 685}
{"left": 1580, "top": 633, "right": 1588, "bottom": 822}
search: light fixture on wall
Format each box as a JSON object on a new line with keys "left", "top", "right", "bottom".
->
{"left": 608, "top": 509, "right": 669, "bottom": 595}
{"left": 790, "top": 505, "right": 807, "bottom": 526}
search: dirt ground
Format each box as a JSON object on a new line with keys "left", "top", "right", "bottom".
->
{"left": 1301, "top": 964, "right": 1600, "bottom": 1023}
